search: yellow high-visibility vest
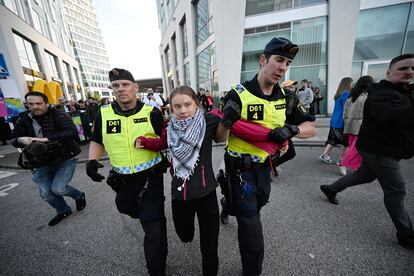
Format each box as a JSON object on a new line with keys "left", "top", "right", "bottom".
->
{"left": 227, "top": 84, "right": 286, "bottom": 163}
{"left": 101, "top": 104, "right": 161, "bottom": 174}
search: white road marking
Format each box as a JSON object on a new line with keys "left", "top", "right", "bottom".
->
{"left": 0, "top": 183, "right": 19, "bottom": 197}
{"left": 0, "top": 170, "right": 17, "bottom": 179}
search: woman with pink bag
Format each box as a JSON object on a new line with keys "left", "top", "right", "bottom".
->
{"left": 340, "top": 75, "right": 374, "bottom": 173}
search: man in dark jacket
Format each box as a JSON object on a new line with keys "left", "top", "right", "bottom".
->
{"left": 12, "top": 92, "right": 86, "bottom": 227}
{"left": 320, "top": 54, "right": 414, "bottom": 249}
{"left": 86, "top": 97, "right": 99, "bottom": 123}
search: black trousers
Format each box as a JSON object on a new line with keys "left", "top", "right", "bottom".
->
{"left": 172, "top": 190, "right": 219, "bottom": 276}
{"left": 329, "top": 150, "right": 413, "bottom": 236}
{"left": 227, "top": 164, "right": 271, "bottom": 276}
{"left": 113, "top": 170, "right": 168, "bottom": 276}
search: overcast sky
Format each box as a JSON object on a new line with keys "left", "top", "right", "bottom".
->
{"left": 93, "top": 0, "right": 162, "bottom": 80}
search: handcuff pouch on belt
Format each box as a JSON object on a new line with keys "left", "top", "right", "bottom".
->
{"left": 106, "top": 169, "right": 125, "bottom": 192}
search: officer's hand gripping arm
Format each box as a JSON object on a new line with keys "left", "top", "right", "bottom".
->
{"left": 268, "top": 123, "right": 300, "bottom": 144}
{"left": 220, "top": 100, "right": 241, "bottom": 129}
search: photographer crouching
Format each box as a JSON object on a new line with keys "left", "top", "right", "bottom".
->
{"left": 11, "top": 91, "right": 86, "bottom": 226}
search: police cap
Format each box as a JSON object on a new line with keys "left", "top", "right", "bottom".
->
{"left": 109, "top": 68, "right": 135, "bottom": 83}
{"left": 263, "top": 37, "right": 299, "bottom": 60}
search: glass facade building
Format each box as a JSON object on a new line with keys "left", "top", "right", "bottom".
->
{"left": 157, "top": 0, "right": 414, "bottom": 114}
{"left": 1, "top": 0, "right": 84, "bottom": 100}
{"left": 63, "top": 0, "right": 112, "bottom": 99}
{"left": 246, "top": 0, "right": 327, "bottom": 15}
{"left": 351, "top": 3, "right": 414, "bottom": 82}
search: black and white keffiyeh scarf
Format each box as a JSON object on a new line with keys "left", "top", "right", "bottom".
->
{"left": 167, "top": 109, "right": 206, "bottom": 180}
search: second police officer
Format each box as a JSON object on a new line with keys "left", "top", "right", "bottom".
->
{"left": 85, "top": 68, "right": 168, "bottom": 276}
{"left": 220, "top": 37, "right": 316, "bottom": 275}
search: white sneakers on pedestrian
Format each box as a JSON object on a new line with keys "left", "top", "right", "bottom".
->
{"left": 319, "top": 154, "right": 333, "bottom": 164}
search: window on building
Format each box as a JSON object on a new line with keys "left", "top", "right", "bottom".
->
{"left": 291, "top": 16, "right": 327, "bottom": 66}
{"left": 403, "top": 3, "right": 414, "bottom": 54}
{"left": 34, "top": 0, "right": 43, "bottom": 8}
{"left": 176, "top": 69, "right": 180, "bottom": 86}
{"left": 4, "top": 0, "right": 18, "bottom": 13}
{"left": 73, "top": 67, "right": 81, "bottom": 83}
{"left": 353, "top": 3, "right": 410, "bottom": 62}
{"left": 165, "top": 46, "right": 171, "bottom": 73}
{"left": 51, "top": 6, "right": 57, "bottom": 22}
{"left": 166, "top": 0, "right": 176, "bottom": 22}
{"left": 172, "top": 34, "right": 178, "bottom": 68}
{"left": 293, "top": 0, "right": 326, "bottom": 8}
{"left": 180, "top": 17, "right": 189, "bottom": 58}
{"left": 13, "top": 33, "right": 43, "bottom": 73}
{"left": 195, "top": 0, "right": 213, "bottom": 46}
{"left": 184, "top": 62, "right": 191, "bottom": 86}
{"left": 63, "top": 62, "right": 72, "bottom": 83}
{"left": 197, "top": 43, "right": 216, "bottom": 91}
{"left": 160, "top": 3, "right": 166, "bottom": 34}
{"left": 241, "top": 16, "right": 328, "bottom": 113}
{"left": 246, "top": 0, "right": 278, "bottom": 16}
{"left": 245, "top": 0, "right": 326, "bottom": 16}
{"left": 31, "top": 10, "right": 43, "bottom": 34}
{"left": 50, "top": 28, "right": 58, "bottom": 44}
{"left": 241, "top": 27, "right": 291, "bottom": 81}
{"left": 45, "top": 51, "right": 62, "bottom": 81}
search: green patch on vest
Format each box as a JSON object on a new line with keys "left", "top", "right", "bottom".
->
{"left": 133, "top": 118, "right": 148, "bottom": 123}
{"left": 106, "top": 119, "right": 121, "bottom": 134}
{"left": 247, "top": 104, "right": 264, "bottom": 120}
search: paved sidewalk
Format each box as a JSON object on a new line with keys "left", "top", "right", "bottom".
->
{"left": 0, "top": 117, "right": 330, "bottom": 169}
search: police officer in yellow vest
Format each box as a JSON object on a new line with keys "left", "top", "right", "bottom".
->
{"left": 221, "top": 37, "right": 316, "bottom": 275}
{"left": 86, "top": 68, "right": 167, "bottom": 276}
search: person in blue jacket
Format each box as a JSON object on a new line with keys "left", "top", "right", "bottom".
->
{"left": 319, "top": 77, "right": 353, "bottom": 175}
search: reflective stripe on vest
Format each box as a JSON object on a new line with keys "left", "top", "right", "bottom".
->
{"left": 227, "top": 84, "right": 286, "bottom": 163}
{"left": 101, "top": 104, "right": 161, "bottom": 174}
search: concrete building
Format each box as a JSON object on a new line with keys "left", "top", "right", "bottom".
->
{"left": 156, "top": 0, "right": 414, "bottom": 114}
{"left": 0, "top": 0, "right": 84, "bottom": 101}
{"left": 63, "top": 0, "right": 113, "bottom": 100}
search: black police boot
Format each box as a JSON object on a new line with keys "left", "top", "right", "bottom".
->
{"left": 48, "top": 210, "right": 72, "bottom": 226}
{"left": 320, "top": 185, "right": 338, "bottom": 205}
{"left": 75, "top": 192, "right": 86, "bottom": 211}
{"left": 397, "top": 232, "right": 414, "bottom": 250}
{"left": 220, "top": 197, "right": 229, "bottom": 225}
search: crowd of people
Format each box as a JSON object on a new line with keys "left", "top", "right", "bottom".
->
{"left": 7, "top": 33, "right": 414, "bottom": 276}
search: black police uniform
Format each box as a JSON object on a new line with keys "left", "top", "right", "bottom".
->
{"left": 221, "top": 75, "right": 314, "bottom": 275}
{"left": 91, "top": 100, "right": 167, "bottom": 276}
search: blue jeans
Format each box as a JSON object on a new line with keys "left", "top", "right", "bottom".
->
{"left": 32, "top": 158, "right": 82, "bottom": 214}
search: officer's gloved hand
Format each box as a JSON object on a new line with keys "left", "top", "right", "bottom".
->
{"left": 86, "top": 159, "right": 105, "bottom": 182}
{"left": 221, "top": 100, "right": 241, "bottom": 129}
{"left": 268, "top": 123, "right": 300, "bottom": 144}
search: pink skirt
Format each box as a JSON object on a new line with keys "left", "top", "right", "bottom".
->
{"left": 341, "top": 134, "right": 362, "bottom": 170}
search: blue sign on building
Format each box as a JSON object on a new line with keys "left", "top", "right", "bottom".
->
{"left": 0, "top": 54, "right": 10, "bottom": 77}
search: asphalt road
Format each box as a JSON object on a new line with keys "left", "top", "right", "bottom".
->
{"left": 1, "top": 146, "right": 413, "bottom": 275}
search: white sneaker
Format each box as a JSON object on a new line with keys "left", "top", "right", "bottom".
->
{"left": 338, "top": 165, "right": 347, "bottom": 176}
{"left": 0, "top": 154, "right": 5, "bottom": 158}
{"left": 319, "top": 154, "right": 333, "bottom": 164}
